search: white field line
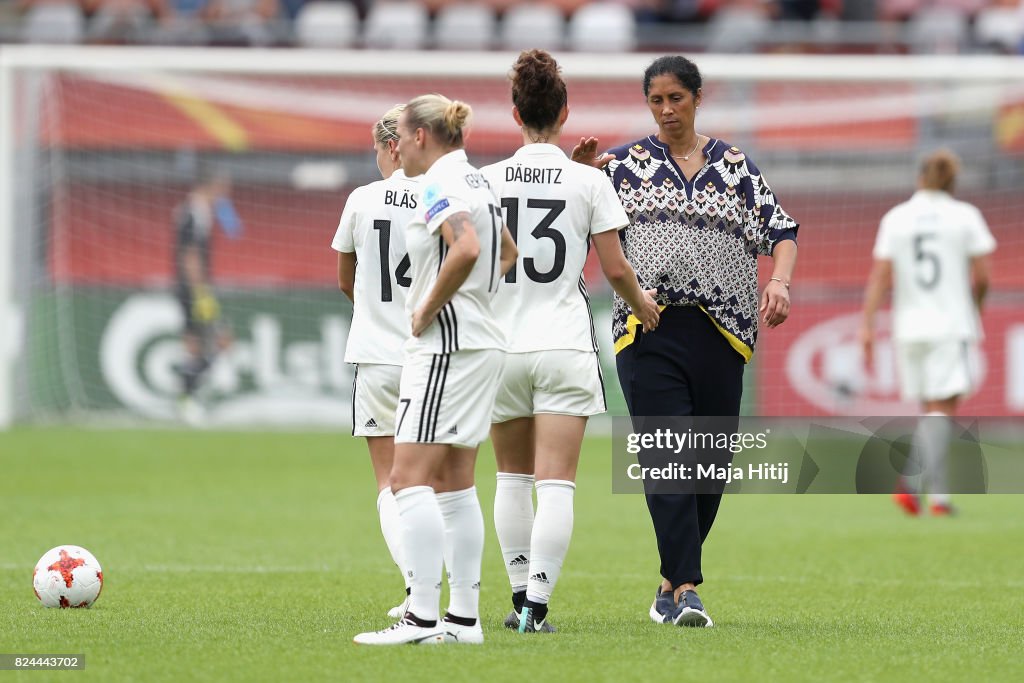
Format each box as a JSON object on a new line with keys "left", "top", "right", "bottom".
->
{"left": 6, "top": 564, "right": 1024, "bottom": 589}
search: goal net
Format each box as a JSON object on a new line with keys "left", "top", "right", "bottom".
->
{"left": 2, "top": 47, "right": 1023, "bottom": 428}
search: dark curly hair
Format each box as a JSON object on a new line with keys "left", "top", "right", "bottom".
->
{"left": 510, "top": 49, "right": 567, "bottom": 133}
{"left": 643, "top": 55, "right": 702, "bottom": 98}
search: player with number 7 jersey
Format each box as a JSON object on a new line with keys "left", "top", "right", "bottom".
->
{"left": 354, "top": 94, "right": 517, "bottom": 647}
{"left": 332, "top": 104, "right": 420, "bottom": 621}
{"left": 402, "top": 153, "right": 506, "bottom": 357}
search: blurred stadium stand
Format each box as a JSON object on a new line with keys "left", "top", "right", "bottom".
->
{"left": 1, "top": 0, "right": 1022, "bottom": 53}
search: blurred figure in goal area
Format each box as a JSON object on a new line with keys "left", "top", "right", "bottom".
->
{"left": 480, "top": 49, "right": 659, "bottom": 635}
{"left": 331, "top": 104, "right": 419, "bottom": 621}
{"left": 173, "top": 164, "right": 243, "bottom": 425}
{"left": 860, "top": 149, "right": 996, "bottom": 517}
{"left": 354, "top": 94, "right": 517, "bottom": 646}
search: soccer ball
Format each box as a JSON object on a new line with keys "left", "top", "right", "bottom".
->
{"left": 32, "top": 545, "right": 104, "bottom": 608}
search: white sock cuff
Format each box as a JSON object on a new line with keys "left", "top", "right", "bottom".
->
{"left": 393, "top": 485, "right": 434, "bottom": 503}
{"left": 497, "top": 472, "right": 535, "bottom": 487}
{"left": 435, "top": 486, "right": 477, "bottom": 507}
{"left": 536, "top": 479, "right": 576, "bottom": 491}
{"left": 924, "top": 411, "right": 950, "bottom": 417}
{"left": 376, "top": 486, "right": 392, "bottom": 513}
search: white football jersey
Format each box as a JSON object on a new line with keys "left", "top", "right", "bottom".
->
{"left": 331, "top": 169, "right": 419, "bottom": 364}
{"left": 481, "top": 144, "right": 628, "bottom": 353}
{"left": 874, "top": 189, "right": 996, "bottom": 342}
{"left": 405, "top": 149, "right": 505, "bottom": 354}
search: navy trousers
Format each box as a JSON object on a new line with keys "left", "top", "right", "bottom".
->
{"left": 616, "top": 306, "right": 744, "bottom": 587}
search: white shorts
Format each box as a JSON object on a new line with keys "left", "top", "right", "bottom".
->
{"left": 352, "top": 363, "right": 402, "bottom": 437}
{"left": 896, "top": 340, "right": 976, "bottom": 403}
{"left": 492, "top": 350, "right": 606, "bottom": 423}
{"left": 395, "top": 348, "right": 505, "bottom": 448}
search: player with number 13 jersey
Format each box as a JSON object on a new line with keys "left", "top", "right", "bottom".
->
{"left": 479, "top": 50, "right": 659, "bottom": 635}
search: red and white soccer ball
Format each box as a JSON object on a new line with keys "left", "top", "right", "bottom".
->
{"left": 33, "top": 545, "right": 103, "bottom": 608}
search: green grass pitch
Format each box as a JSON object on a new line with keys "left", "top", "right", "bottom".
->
{"left": 2, "top": 428, "right": 1022, "bottom": 682}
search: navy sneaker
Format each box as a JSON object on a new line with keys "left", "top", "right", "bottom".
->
{"left": 649, "top": 587, "right": 676, "bottom": 624}
{"left": 672, "top": 590, "right": 713, "bottom": 628}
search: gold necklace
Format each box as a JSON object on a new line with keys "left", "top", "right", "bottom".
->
{"left": 670, "top": 135, "right": 702, "bottom": 161}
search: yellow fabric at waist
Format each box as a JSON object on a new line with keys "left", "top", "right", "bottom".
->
{"left": 613, "top": 304, "right": 753, "bottom": 364}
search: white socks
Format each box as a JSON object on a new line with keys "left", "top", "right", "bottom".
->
{"left": 525, "top": 479, "right": 575, "bottom": 606}
{"left": 436, "top": 487, "right": 484, "bottom": 622}
{"left": 394, "top": 486, "right": 443, "bottom": 622}
{"left": 494, "top": 472, "right": 535, "bottom": 592}
{"left": 395, "top": 476, "right": 572, "bottom": 623}
{"left": 375, "top": 487, "right": 408, "bottom": 590}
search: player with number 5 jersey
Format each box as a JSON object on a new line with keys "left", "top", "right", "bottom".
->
{"left": 861, "top": 149, "right": 996, "bottom": 517}
{"left": 331, "top": 104, "right": 419, "bottom": 620}
{"left": 480, "top": 50, "right": 660, "bottom": 635}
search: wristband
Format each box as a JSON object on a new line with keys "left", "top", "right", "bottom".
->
{"left": 770, "top": 277, "right": 790, "bottom": 289}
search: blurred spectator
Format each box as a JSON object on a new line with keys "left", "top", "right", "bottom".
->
{"left": 779, "top": 0, "right": 841, "bottom": 20}
{"left": 155, "top": 0, "right": 210, "bottom": 44}
{"left": 84, "top": 0, "right": 165, "bottom": 42}
{"left": 877, "top": 0, "right": 918, "bottom": 21}
{"left": 465, "top": 0, "right": 596, "bottom": 17}
{"left": 278, "top": 0, "right": 302, "bottom": 19}
{"left": 204, "top": 0, "right": 280, "bottom": 45}
{"left": 840, "top": 0, "right": 875, "bottom": 20}
{"left": 539, "top": 0, "right": 591, "bottom": 15}
{"left": 879, "top": 0, "right": 984, "bottom": 23}
{"left": 278, "top": 0, "right": 366, "bottom": 21}
{"left": 662, "top": 0, "right": 768, "bottom": 22}
{"left": 600, "top": 0, "right": 663, "bottom": 23}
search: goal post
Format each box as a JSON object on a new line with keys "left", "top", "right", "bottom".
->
{"left": 2, "top": 45, "right": 1023, "bottom": 429}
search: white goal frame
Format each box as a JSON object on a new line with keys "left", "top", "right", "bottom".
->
{"left": 2, "top": 45, "right": 1024, "bottom": 429}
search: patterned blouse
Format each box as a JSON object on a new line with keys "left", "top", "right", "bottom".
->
{"left": 605, "top": 136, "right": 798, "bottom": 361}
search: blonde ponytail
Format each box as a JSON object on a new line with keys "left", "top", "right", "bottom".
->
{"left": 406, "top": 94, "right": 472, "bottom": 148}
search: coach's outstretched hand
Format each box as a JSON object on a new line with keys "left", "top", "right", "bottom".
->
{"left": 571, "top": 137, "right": 616, "bottom": 169}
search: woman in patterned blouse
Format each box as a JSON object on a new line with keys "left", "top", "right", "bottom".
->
{"left": 574, "top": 55, "right": 799, "bottom": 628}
